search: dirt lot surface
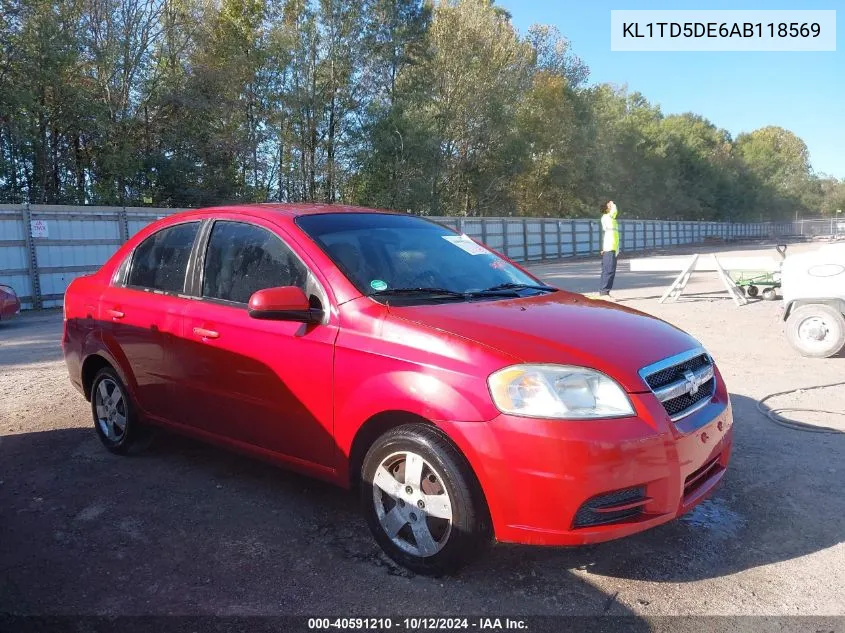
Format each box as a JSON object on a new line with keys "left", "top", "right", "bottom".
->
{"left": 1, "top": 240, "right": 843, "bottom": 620}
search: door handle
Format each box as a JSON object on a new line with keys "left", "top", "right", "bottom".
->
{"left": 107, "top": 309, "right": 125, "bottom": 319}
{"left": 193, "top": 327, "right": 219, "bottom": 339}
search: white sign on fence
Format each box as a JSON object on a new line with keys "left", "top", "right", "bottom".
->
{"left": 30, "top": 219, "right": 49, "bottom": 238}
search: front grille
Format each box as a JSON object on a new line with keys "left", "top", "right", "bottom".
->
{"left": 573, "top": 486, "right": 647, "bottom": 528}
{"left": 664, "top": 377, "right": 715, "bottom": 417}
{"left": 640, "top": 349, "right": 716, "bottom": 421}
{"left": 644, "top": 353, "right": 710, "bottom": 390}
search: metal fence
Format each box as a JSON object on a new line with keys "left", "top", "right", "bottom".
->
{"left": 0, "top": 203, "right": 797, "bottom": 310}
{"left": 791, "top": 218, "right": 845, "bottom": 240}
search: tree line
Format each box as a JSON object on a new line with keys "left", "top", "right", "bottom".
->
{"left": 1, "top": 0, "right": 843, "bottom": 219}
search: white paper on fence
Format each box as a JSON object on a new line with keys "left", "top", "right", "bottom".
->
{"left": 629, "top": 255, "right": 780, "bottom": 273}
{"left": 442, "top": 234, "right": 490, "bottom": 256}
{"left": 30, "top": 219, "right": 49, "bottom": 238}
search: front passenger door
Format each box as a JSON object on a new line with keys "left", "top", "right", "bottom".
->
{"left": 177, "top": 220, "right": 338, "bottom": 468}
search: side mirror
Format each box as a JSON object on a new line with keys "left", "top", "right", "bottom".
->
{"left": 247, "top": 286, "right": 323, "bottom": 323}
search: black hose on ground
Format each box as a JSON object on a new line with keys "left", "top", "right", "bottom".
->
{"left": 756, "top": 381, "right": 845, "bottom": 434}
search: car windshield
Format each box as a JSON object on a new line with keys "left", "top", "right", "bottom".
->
{"left": 296, "top": 213, "right": 555, "bottom": 304}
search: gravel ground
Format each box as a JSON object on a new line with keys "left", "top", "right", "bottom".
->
{"left": 1, "top": 240, "right": 843, "bottom": 620}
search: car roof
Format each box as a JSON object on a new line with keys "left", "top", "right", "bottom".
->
{"left": 197, "top": 203, "right": 404, "bottom": 219}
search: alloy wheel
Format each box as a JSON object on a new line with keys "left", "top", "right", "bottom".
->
{"left": 94, "top": 378, "right": 127, "bottom": 442}
{"left": 371, "top": 451, "right": 453, "bottom": 557}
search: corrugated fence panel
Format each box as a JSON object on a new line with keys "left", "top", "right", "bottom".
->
{"left": 0, "top": 206, "right": 32, "bottom": 307}
{"left": 0, "top": 241, "right": 27, "bottom": 271}
{"left": 27, "top": 207, "right": 125, "bottom": 308}
{"left": 574, "top": 220, "right": 592, "bottom": 254}
{"left": 461, "top": 219, "right": 484, "bottom": 240}
{"left": 526, "top": 220, "right": 543, "bottom": 261}
{"left": 543, "top": 221, "right": 560, "bottom": 258}
{"left": 0, "top": 204, "right": 804, "bottom": 310}
{"left": 506, "top": 221, "right": 525, "bottom": 261}
{"left": 483, "top": 219, "right": 505, "bottom": 251}
{"left": 40, "top": 270, "right": 90, "bottom": 308}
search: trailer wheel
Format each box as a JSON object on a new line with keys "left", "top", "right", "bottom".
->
{"left": 746, "top": 285, "right": 759, "bottom": 298}
{"left": 762, "top": 288, "right": 777, "bottom": 301}
{"left": 786, "top": 304, "right": 845, "bottom": 358}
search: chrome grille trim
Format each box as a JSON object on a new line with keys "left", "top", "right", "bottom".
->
{"left": 639, "top": 347, "right": 715, "bottom": 421}
{"left": 653, "top": 364, "right": 715, "bottom": 402}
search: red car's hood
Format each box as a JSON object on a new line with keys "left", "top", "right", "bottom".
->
{"left": 390, "top": 291, "right": 702, "bottom": 392}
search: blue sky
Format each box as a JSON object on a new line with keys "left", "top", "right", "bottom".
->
{"left": 498, "top": 0, "right": 843, "bottom": 178}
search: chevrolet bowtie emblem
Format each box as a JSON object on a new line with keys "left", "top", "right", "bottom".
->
{"left": 683, "top": 369, "right": 703, "bottom": 395}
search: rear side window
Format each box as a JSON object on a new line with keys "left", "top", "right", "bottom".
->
{"left": 127, "top": 223, "right": 200, "bottom": 293}
{"left": 202, "top": 221, "right": 308, "bottom": 304}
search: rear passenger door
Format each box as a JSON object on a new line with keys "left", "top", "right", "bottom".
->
{"left": 177, "top": 219, "right": 338, "bottom": 469}
{"left": 101, "top": 221, "right": 200, "bottom": 423}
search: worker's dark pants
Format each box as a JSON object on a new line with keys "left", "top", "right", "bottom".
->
{"left": 600, "top": 251, "right": 617, "bottom": 294}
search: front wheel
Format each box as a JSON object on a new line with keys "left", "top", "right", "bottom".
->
{"left": 360, "top": 424, "right": 490, "bottom": 576}
{"left": 786, "top": 304, "right": 845, "bottom": 358}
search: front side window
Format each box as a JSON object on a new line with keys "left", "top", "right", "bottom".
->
{"left": 127, "top": 222, "right": 200, "bottom": 293}
{"left": 296, "top": 213, "right": 550, "bottom": 304}
{"left": 202, "top": 221, "right": 308, "bottom": 304}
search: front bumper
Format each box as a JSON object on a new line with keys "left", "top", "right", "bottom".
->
{"left": 440, "top": 376, "right": 733, "bottom": 546}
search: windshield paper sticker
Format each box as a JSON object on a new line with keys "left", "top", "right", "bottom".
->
{"left": 442, "top": 234, "right": 489, "bottom": 256}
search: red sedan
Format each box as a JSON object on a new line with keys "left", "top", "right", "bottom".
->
{"left": 62, "top": 204, "right": 733, "bottom": 575}
{"left": 0, "top": 284, "right": 21, "bottom": 321}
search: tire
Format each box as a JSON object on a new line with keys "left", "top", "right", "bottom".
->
{"left": 786, "top": 304, "right": 845, "bottom": 359}
{"left": 762, "top": 287, "right": 778, "bottom": 301}
{"left": 360, "top": 424, "right": 490, "bottom": 576}
{"left": 746, "top": 285, "right": 759, "bottom": 298}
{"left": 90, "top": 367, "right": 153, "bottom": 455}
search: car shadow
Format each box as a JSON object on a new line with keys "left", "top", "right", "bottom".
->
{"left": 1, "top": 392, "right": 842, "bottom": 617}
{"left": 0, "top": 428, "right": 642, "bottom": 623}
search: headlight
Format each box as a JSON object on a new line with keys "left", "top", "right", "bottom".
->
{"left": 488, "top": 364, "right": 635, "bottom": 419}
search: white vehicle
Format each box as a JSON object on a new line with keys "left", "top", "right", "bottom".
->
{"left": 782, "top": 243, "right": 845, "bottom": 358}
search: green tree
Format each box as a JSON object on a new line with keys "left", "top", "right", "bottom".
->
{"left": 735, "top": 126, "right": 813, "bottom": 219}
{"left": 0, "top": 0, "right": 838, "bottom": 220}
{"left": 407, "top": 0, "right": 534, "bottom": 215}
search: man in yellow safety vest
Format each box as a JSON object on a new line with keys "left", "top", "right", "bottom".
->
{"left": 599, "top": 200, "right": 619, "bottom": 299}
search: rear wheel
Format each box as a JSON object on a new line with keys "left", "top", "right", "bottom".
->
{"left": 746, "top": 285, "right": 759, "bottom": 298}
{"left": 762, "top": 287, "right": 778, "bottom": 301}
{"left": 786, "top": 304, "right": 845, "bottom": 358}
{"left": 91, "top": 367, "right": 153, "bottom": 454}
{"left": 360, "top": 424, "right": 490, "bottom": 576}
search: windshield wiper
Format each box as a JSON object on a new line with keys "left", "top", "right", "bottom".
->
{"left": 368, "top": 287, "right": 468, "bottom": 299}
{"left": 369, "top": 286, "right": 520, "bottom": 301}
{"left": 477, "top": 282, "right": 558, "bottom": 294}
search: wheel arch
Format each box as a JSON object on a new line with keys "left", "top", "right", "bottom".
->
{"left": 346, "top": 410, "right": 493, "bottom": 533}
{"left": 80, "top": 351, "right": 133, "bottom": 402}
{"left": 347, "top": 410, "right": 436, "bottom": 488}
{"left": 784, "top": 298, "right": 845, "bottom": 321}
